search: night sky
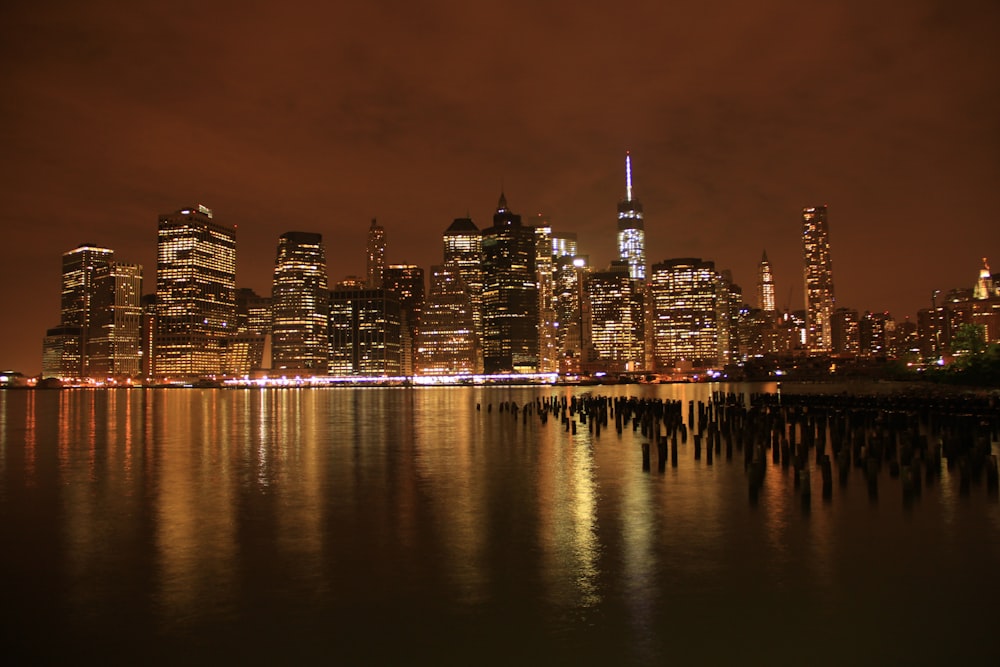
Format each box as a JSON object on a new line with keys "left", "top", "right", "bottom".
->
{"left": 2, "top": 0, "right": 997, "bottom": 375}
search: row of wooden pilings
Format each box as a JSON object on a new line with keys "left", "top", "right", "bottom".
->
{"left": 478, "top": 390, "right": 1000, "bottom": 504}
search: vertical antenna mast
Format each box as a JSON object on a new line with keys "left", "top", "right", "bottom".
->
{"left": 625, "top": 151, "right": 633, "bottom": 202}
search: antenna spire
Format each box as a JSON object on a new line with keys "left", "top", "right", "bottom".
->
{"left": 625, "top": 151, "right": 633, "bottom": 202}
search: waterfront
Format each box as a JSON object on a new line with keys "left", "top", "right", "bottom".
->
{"left": 1, "top": 384, "right": 998, "bottom": 665}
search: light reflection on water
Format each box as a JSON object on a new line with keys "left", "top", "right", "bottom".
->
{"left": 0, "top": 384, "right": 998, "bottom": 664}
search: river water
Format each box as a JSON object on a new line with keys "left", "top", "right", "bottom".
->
{"left": 1, "top": 383, "right": 998, "bottom": 665}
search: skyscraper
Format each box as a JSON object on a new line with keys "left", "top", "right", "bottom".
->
{"left": 533, "top": 217, "right": 559, "bottom": 373}
{"left": 416, "top": 265, "right": 478, "bottom": 376}
{"left": 87, "top": 262, "right": 143, "bottom": 378}
{"left": 60, "top": 243, "right": 114, "bottom": 376}
{"left": 649, "top": 258, "right": 728, "bottom": 368}
{"left": 586, "top": 262, "right": 645, "bottom": 372}
{"left": 617, "top": 152, "right": 646, "bottom": 281}
{"left": 442, "top": 217, "right": 483, "bottom": 350}
{"left": 328, "top": 288, "right": 402, "bottom": 376}
{"left": 481, "top": 192, "right": 539, "bottom": 373}
{"left": 383, "top": 263, "right": 425, "bottom": 375}
{"left": 271, "top": 231, "right": 329, "bottom": 375}
{"left": 802, "top": 205, "right": 835, "bottom": 354}
{"left": 366, "top": 218, "right": 386, "bottom": 289}
{"left": 154, "top": 205, "right": 236, "bottom": 378}
{"left": 757, "top": 250, "right": 776, "bottom": 312}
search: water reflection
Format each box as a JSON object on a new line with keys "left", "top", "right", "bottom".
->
{"left": 0, "top": 384, "right": 997, "bottom": 663}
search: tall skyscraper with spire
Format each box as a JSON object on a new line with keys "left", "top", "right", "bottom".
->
{"left": 366, "top": 218, "right": 386, "bottom": 288}
{"left": 757, "top": 250, "right": 776, "bottom": 312}
{"left": 802, "top": 205, "right": 835, "bottom": 353}
{"left": 617, "top": 151, "right": 646, "bottom": 281}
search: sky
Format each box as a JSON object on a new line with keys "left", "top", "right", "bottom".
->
{"left": 1, "top": 0, "right": 998, "bottom": 375}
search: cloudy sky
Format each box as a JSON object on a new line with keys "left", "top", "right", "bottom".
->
{"left": 1, "top": 0, "right": 997, "bottom": 374}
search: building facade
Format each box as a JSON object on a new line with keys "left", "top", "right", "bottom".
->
{"left": 383, "top": 264, "right": 425, "bottom": 376}
{"left": 585, "top": 262, "right": 644, "bottom": 373}
{"left": 271, "top": 231, "right": 329, "bottom": 376}
{"left": 649, "top": 258, "right": 728, "bottom": 369}
{"left": 154, "top": 205, "right": 236, "bottom": 378}
{"left": 802, "top": 205, "right": 835, "bottom": 354}
{"left": 61, "top": 243, "right": 115, "bottom": 376}
{"left": 617, "top": 152, "right": 646, "bottom": 281}
{"left": 328, "top": 288, "right": 402, "bottom": 376}
{"left": 415, "top": 265, "right": 478, "bottom": 375}
{"left": 366, "top": 218, "right": 386, "bottom": 289}
{"left": 87, "top": 262, "right": 143, "bottom": 378}
{"left": 481, "top": 193, "right": 539, "bottom": 373}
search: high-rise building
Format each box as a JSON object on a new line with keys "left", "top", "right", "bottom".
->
{"left": 533, "top": 217, "right": 559, "bottom": 373}
{"left": 831, "top": 307, "right": 860, "bottom": 356}
{"left": 649, "top": 258, "right": 728, "bottom": 368}
{"left": 554, "top": 255, "right": 589, "bottom": 373}
{"left": 757, "top": 250, "right": 776, "bottom": 312}
{"left": 87, "top": 262, "right": 143, "bottom": 378}
{"left": 383, "top": 264, "right": 425, "bottom": 375}
{"left": 416, "top": 265, "right": 478, "bottom": 375}
{"left": 227, "top": 288, "right": 271, "bottom": 376}
{"left": 802, "top": 205, "right": 835, "bottom": 354}
{"left": 366, "top": 218, "right": 386, "bottom": 289}
{"left": 60, "top": 243, "right": 114, "bottom": 376}
{"left": 860, "top": 311, "right": 892, "bottom": 357}
{"left": 617, "top": 152, "right": 646, "bottom": 281}
{"left": 41, "top": 326, "right": 82, "bottom": 379}
{"left": 585, "top": 262, "right": 644, "bottom": 373}
{"left": 481, "top": 192, "right": 539, "bottom": 373}
{"left": 271, "top": 231, "right": 329, "bottom": 375}
{"left": 442, "top": 217, "right": 483, "bottom": 351}
{"left": 154, "top": 204, "right": 236, "bottom": 378}
{"left": 974, "top": 257, "right": 996, "bottom": 299}
{"left": 328, "top": 288, "right": 402, "bottom": 376}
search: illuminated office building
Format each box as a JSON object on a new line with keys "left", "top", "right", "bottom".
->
{"left": 586, "top": 262, "right": 644, "bottom": 373}
{"left": 758, "top": 250, "right": 776, "bottom": 312}
{"left": 442, "top": 217, "right": 483, "bottom": 347}
{"left": 830, "top": 307, "right": 860, "bottom": 356}
{"left": 617, "top": 152, "right": 646, "bottom": 281}
{"left": 271, "top": 232, "right": 329, "bottom": 375}
{"left": 154, "top": 205, "right": 236, "bottom": 378}
{"left": 534, "top": 218, "right": 558, "bottom": 373}
{"left": 554, "top": 255, "right": 589, "bottom": 373}
{"left": 87, "top": 262, "right": 143, "bottom": 378}
{"left": 481, "top": 192, "right": 539, "bottom": 373}
{"left": 416, "top": 265, "right": 478, "bottom": 375}
{"left": 42, "top": 326, "right": 81, "bottom": 379}
{"left": 60, "top": 243, "right": 114, "bottom": 376}
{"left": 649, "top": 258, "right": 727, "bottom": 368}
{"left": 802, "top": 205, "right": 835, "bottom": 354}
{"left": 366, "top": 218, "right": 386, "bottom": 288}
{"left": 226, "top": 288, "right": 271, "bottom": 375}
{"left": 328, "top": 288, "right": 402, "bottom": 376}
{"left": 383, "top": 264, "right": 425, "bottom": 375}
{"left": 860, "top": 311, "right": 891, "bottom": 357}
{"left": 551, "top": 232, "right": 578, "bottom": 259}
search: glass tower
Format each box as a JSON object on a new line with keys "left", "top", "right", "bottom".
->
{"left": 481, "top": 192, "right": 539, "bottom": 374}
{"left": 366, "top": 218, "right": 386, "bottom": 289}
{"left": 802, "top": 205, "right": 835, "bottom": 354}
{"left": 61, "top": 243, "right": 114, "bottom": 376}
{"left": 271, "top": 231, "right": 329, "bottom": 375}
{"left": 617, "top": 152, "right": 646, "bottom": 281}
{"left": 154, "top": 205, "right": 236, "bottom": 378}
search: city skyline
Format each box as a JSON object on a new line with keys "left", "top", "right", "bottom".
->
{"left": 2, "top": 1, "right": 998, "bottom": 375}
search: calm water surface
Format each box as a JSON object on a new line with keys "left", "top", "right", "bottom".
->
{"left": 1, "top": 384, "right": 998, "bottom": 665}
